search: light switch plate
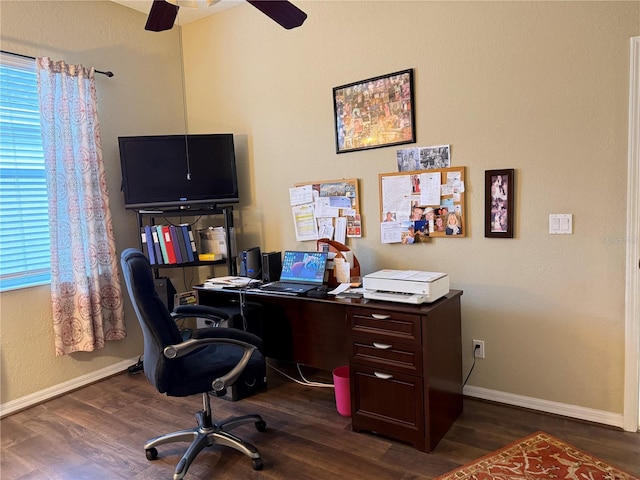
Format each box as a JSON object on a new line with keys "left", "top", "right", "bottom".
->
{"left": 549, "top": 214, "right": 572, "bottom": 234}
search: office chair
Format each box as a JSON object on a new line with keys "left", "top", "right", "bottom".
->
{"left": 120, "top": 248, "right": 267, "bottom": 480}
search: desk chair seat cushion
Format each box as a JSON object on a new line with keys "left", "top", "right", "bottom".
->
{"left": 165, "top": 327, "right": 265, "bottom": 397}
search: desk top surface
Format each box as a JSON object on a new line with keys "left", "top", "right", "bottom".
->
{"left": 195, "top": 285, "right": 462, "bottom": 314}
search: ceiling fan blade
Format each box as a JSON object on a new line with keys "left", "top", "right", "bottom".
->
{"left": 246, "top": 1, "right": 307, "bottom": 30}
{"left": 145, "top": 0, "right": 180, "bottom": 32}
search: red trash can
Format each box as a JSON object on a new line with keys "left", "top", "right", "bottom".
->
{"left": 332, "top": 366, "right": 351, "bottom": 417}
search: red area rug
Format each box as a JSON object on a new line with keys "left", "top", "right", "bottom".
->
{"left": 435, "top": 431, "right": 638, "bottom": 480}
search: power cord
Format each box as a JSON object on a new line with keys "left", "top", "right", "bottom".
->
{"left": 463, "top": 343, "right": 481, "bottom": 386}
{"left": 127, "top": 354, "right": 144, "bottom": 375}
{"left": 296, "top": 363, "right": 334, "bottom": 387}
{"left": 237, "top": 267, "right": 262, "bottom": 331}
{"left": 267, "top": 360, "right": 334, "bottom": 388}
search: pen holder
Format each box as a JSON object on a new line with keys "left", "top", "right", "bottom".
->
{"left": 317, "top": 238, "right": 360, "bottom": 287}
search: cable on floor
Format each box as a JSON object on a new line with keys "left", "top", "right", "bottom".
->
{"left": 296, "top": 363, "right": 334, "bottom": 387}
{"left": 267, "top": 361, "right": 334, "bottom": 388}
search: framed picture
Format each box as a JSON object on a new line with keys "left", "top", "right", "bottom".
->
{"left": 333, "top": 69, "right": 415, "bottom": 154}
{"left": 485, "top": 169, "right": 514, "bottom": 238}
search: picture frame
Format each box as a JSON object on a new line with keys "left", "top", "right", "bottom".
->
{"left": 333, "top": 69, "right": 415, "bottom": 154}
{"left": 485, "top": 169, "right": 515, "bottom": 238}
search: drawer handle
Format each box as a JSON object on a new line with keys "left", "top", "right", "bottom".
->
{"left": 374, "top": 372, "right": 394, "bottom": 380}
{"left": 373, "top": 342, "right": 392, "bottom": 350}
{"left": 371, "top": 314, "right": 391, "bottom": 320}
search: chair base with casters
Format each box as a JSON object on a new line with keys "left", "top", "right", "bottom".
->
{"left": 145, "top": 391, "right": 266, "bottom": 480}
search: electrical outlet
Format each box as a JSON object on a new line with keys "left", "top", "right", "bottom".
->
{"left": 473, "top": 339, "right": 485, "bottom": 358}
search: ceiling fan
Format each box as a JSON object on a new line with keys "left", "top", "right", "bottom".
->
{"left": 145, "top": 0, "right": 307, "bottom": 31}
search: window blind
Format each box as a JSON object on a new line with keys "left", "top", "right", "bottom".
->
{"left": 0, "top": 52, "right": 51, "bottom": 291}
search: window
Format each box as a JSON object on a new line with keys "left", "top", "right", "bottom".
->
{"left": 0, "top": 52, "right": 51, "bottom": 291}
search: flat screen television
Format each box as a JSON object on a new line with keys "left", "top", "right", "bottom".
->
{"left": 118, "top": 134, "right": 239, "bottom": 210}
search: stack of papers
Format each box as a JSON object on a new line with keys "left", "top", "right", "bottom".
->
{"left": 203, "top": 276, "right": 261, "bottom": 288}
{"left": 332, "top": 285, "right": 365, "bottom": 298}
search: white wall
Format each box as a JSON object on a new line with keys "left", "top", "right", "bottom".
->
{"left": 181, "top": 1, "right": 639, "bottom": 416}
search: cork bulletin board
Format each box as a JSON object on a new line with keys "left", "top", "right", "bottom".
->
{"left": 290, "top": 178, "right": 362, "bottom": 241}
{"left": 379, "top": 167, "right": 466, "bottom": 243}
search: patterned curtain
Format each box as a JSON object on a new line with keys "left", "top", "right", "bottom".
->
{"left": 36, "top": 57, "right": 125, "bottom": 356}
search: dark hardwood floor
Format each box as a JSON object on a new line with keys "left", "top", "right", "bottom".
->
{"left": 2, "top": 362, "right": 639, "bottom": 479}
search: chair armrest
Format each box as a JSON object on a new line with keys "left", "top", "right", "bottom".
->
{"left": 162, "top": 333, "right": 259, "bottom": 392}
{"left": 192, "top": 326, "right": 263, "bottom": 351}
{"left": 171, "top": 304, "right": 230, "bottom": 327}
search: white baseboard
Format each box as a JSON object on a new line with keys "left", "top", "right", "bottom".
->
{"left": 0, "top": 356, "right": 140, "bottom": 418}
{"left": 1, "top": 362, "right": 625, "bottom": 429}
{"left": 464, "top": 385, "right": 624, "bottom": 429}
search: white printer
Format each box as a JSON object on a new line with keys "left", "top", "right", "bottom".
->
{"left": 363, "top": 270, "right": 449, "bottom": 304}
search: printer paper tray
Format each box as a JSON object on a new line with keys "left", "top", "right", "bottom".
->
{"left": 364, "top": 290, "right": 429, "bottom": 304}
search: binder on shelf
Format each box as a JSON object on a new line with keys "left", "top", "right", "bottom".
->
{"left": 169, "top": 225, "right": 183, "bottom": 264}
{"left": 140, "top": 227, "right": 150, "bottom": 261}
{"left": 180, "top": 224, "right": 195, "bottom": 262}
{"left": 184, "top": 224, "right": 199, "bottom": 261}
{"left": 143, "top": 225, "right": 156, "bottom": 265}
{"left": 160, "top": 225, "right": 178, "bottom": 264}
{"left": 151, "top": 226, "right": 163, "bottom": 265}
{"left": 173, "top": 225, "right": 189, "bottom": 263}
{"left": 156, "top": 225, "right": 170, "bottom": 264}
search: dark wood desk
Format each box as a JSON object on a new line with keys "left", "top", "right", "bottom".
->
{"left": 195, "top": 287, "right": 463, "bottom": 452}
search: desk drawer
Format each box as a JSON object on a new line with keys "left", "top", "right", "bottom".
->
{"left": 351, "top": 335, "right": 422, "bottom": 375}
{"left": 348, "top": 308, "right": 421, "bottom": 345}
{"left": 351, "top": 365, "right": 425, "bottom": 451}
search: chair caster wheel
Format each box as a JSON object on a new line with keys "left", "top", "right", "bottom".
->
{"left": 252, "top": 457, "right": 263, "bottom": 470}
{"left": 145, "top": 447, "right": 158, "bottom": 460}
{"left": 255, "top": 420, "right": 267, "bottom": 432}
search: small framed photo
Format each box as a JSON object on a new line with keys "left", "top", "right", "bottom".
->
{"left": 333, "top": 69, "right": 415, "bottom": 154}
{"left": 485, "top": 169, "right": 514, "bottom": 238}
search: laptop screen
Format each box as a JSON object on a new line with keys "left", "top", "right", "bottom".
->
{"left": 279, "top": 251, "right": 328, "bottom": 284}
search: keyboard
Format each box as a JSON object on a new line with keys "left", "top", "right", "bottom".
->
{"left": 260, "top": 281, "right": 316, "bottom": 294}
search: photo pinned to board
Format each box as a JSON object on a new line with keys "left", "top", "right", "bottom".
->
{"left": 397, "top": 144, "right": 451, "bottom": 172}
{"left": 382, "top": 200, "right": 455, "bottom": 242}
{"left": 400, "top": 220, "right": 429, "bottom": 244}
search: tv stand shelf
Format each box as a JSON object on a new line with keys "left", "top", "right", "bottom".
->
{"left": 135, "top": 206, "right": 236, "bottom": 277}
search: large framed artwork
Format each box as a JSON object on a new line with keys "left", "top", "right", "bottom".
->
{"left": 333, "top": 69, "right": 415, "bottom": 154}
{"left": 485, "top": 169, "right": 515, "bottom": 238}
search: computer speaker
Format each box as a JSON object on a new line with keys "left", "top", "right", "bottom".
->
{"left": 261, "top": 251, "right": 281, "bottom": 283}
{"left": 240, "top": 246, "right": 262, "bottom": 279}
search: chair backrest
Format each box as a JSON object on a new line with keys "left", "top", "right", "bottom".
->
{"left": 120, "top": 248, "right": 183, "bottom": 393}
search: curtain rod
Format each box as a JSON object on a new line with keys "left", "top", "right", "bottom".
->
{"left": 0, "top": 50, "right": 114, "bottom": 77}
